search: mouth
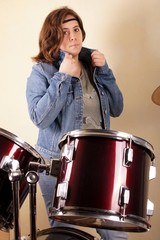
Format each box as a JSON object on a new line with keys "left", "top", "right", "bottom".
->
{"left": 70, "top": 44, "right": 79, "bottom": 48}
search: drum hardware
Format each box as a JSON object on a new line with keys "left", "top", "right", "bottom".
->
{"left": 149, "top": 165, "right": 156, "bottom": 180}
{"left": 29, "top": 160, "right": 68, "bottom": 214}
{"left": 0, "top": 156, "right": 23, "bottom": 239}
{"left": 19, "top": 160, "right": 61, "bottom": 240}
{"left": 0, "top": 156, "right": 20, "bottom": 173}
{"left": 61, "top": 140, "right": 75, "bottom": 162}
{"left": 28, "top": 159, "right": 62, "bottom": 178}
{"left": 146, "top": 165, "right": 156, "bottom": 221}
{"left": 26, "top": 171, "right": 39, "bottom": 240}
{"left": 123, "top": 137, "right": 133, "bottom": 167}
{"left": 53, "top": 156, "right": 73, "bottom": 211}
{"left": 56, "top": 181, "right": 68, "bottom": 200}
{"left": 25, "top": 161, "right": 56, "bottom": 240}
{"left": 56, "top": 181, "right": 69, "bottom": 210}
{"left": 50, "top": 159, "right": 62, "bottom": 177}
{"left": 119, "top": 186, "right": 130, "bottom": 218}
{"left": 147, "top": 200, "right": 154, "bottom": 220}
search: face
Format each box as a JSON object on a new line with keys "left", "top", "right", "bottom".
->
{"left": 60, "top": 15, "right": 83, "bottom": 58}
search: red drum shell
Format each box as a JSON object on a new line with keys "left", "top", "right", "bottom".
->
{"left": 51, "top": 130, "right": 154, "bottom": 232}
{"left": 0, "top": 128, "right": 43, "bottom": 231}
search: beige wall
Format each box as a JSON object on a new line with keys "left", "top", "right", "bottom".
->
{"left": 0, "top": 0, "right": 160, "bottom": 239}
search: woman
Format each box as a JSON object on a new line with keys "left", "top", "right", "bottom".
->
{"left": 26, "top": 6, "right": 128, "bottom": 240}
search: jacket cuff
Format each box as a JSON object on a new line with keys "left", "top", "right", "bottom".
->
{"left": 96, "top": 62, "right": 109, "bottom": 74}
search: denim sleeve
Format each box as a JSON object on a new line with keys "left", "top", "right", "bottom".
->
{"left": 26, "top": 64, "right": 72, "bottom": 129}
{"left": 95, "top": 63, "right": 123, "bottom": 117}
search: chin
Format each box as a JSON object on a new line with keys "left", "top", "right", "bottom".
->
{"left": 72, "top": 53, "right": 79, "bottom": 58}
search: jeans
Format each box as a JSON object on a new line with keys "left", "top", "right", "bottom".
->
{"left": 38, "top": 172, "right": 128, "bottom": 240}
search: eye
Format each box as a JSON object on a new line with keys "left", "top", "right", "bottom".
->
{"left": 63, "top": 31, "right": 68, "bottom": 35}
{"left": 74, "top": 27, "right": 80, "bottom": 32}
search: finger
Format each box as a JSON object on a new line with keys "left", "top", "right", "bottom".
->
{"left": 92, "top": 57, "right": 105, "bottom": 67}
{"left": 91, "top": 50, "right": 102, "bottom": 58}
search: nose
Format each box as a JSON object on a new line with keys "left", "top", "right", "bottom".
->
{"left": 69, "top": 31, "right": 76, "bottom": 41}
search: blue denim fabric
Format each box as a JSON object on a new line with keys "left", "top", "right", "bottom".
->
{"left": 26, "top": 47, "right": 123, "bottom": 160}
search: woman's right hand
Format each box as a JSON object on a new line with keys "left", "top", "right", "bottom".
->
{"left": 59, "top": 54, "right": 81, "bottom": 77}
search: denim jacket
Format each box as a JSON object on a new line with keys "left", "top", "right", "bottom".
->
{"left": 26, "top": 47, "right": 123, "bottom": 159}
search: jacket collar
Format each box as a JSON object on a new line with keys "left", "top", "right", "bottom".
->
{"left": 57, "top": 47, "right": 95, "bottom": 68}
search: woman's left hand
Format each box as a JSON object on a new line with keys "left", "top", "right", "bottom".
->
{"left": 91, "top": 50, "right": 106, "bottom": 67}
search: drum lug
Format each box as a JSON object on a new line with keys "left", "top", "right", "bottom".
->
{"left": 55, "top": 181, "right": 68, "bottom": 210}
{"left": 123, "top": 137, "right": 133, "bottom": 167}
{"left": 149, "top": 165, "right": 156, "bottom": 180}
{"left": 147, "top": 199, "right": 154, "bottom": 217}
{"left": 56, "top": 181, "right": 68, "bottom": 200}
{"left": 62, "top": 143, "right": 75, "bottom": 162}
{"left": 119, "top": 186, "right": 130, "bottom": 217}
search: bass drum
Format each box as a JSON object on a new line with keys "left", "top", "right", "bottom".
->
{"left": 0, "top": 128, "right": 43, "bottom": 231}
{"left": 50, "top": 129, "right": 155, "bottom": 232}
{"left": 36, "top": 227, "right": 97, "bottom": 240}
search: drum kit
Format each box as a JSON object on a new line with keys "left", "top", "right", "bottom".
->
{"left": 0, "top": 127, "right": 156, "bottom": 240}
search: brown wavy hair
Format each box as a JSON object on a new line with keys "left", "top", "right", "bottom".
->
{"left": 32, "top": 6, "right": 86, "bottom": 66}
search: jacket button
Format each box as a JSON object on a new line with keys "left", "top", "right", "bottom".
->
{"left": 101, "top": 91, "right": 104, "bottom": 96}
{"left": 104, "top": 109, "right": 107, "bottom": 115}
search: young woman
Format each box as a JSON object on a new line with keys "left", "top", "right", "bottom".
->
{"left": 26, "top": 6, "right": 128, "bottom": 240}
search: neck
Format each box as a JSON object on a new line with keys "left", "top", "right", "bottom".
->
{"left": 72, "top": 54, "right": 79, "bottom": 62}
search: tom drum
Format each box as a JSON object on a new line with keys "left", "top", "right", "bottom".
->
{"left": 50, "top": 129, "right": 155, "bottom": 232}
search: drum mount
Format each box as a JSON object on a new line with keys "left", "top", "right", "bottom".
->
{"left": 0, "top": 156, "right": 59, "bottom": 240}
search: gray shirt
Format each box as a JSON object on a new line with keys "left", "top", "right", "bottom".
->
{"left": 80, "top": 64, "right": 103, "bottom": 129}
